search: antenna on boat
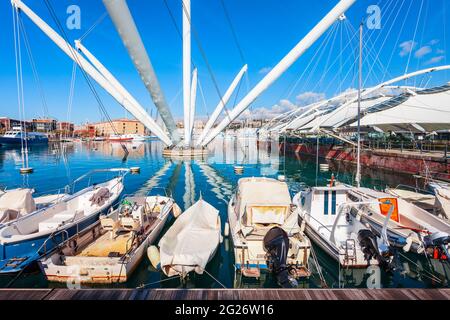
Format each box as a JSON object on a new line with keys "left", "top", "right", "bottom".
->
{"left": 355, "top": 22, "right": 363, "bottom": 188}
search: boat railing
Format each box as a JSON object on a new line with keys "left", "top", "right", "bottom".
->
{"left": 68, "top": 168, "right": 130, "bottom": 194}
{"left": 39, "top": 229, "right": 70, "bottom": 257}
{"left": 146, "top": 187, "right": 173, "bottom": 198}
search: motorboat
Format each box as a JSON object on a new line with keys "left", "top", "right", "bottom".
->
{"left": 348, "top": 187, "right": 450, "bottom": 258}
{"left": 0, "top": 168, "right": 128, "bottom": 273}
{"left": 39, "top": 193, "right": 180, "bottom": 283}
{"left": 228, "top": 177, "right": 311, "bottom": 287}
{"left": 158, "top": 199, "right": 221, "bottom": 278}
{"left": 0, "top": 130, "right": 48, "bottom": 146}
{"left": 294, "top": 185, "right": 391, "bottom": 269}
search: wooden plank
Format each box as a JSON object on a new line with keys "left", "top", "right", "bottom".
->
{"left": 0, "top": 288, "right": 450, "bottom": 300}
{"left": 0, "top": 289, "right": 53, "bottom": 300}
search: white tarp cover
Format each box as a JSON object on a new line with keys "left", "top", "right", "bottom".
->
{"left": 236, "top": 177, "right": 291, "bottom": 225}
{"left": 0, "top": 189, "right": 36, "bottom": 215}
{"left": 159, "top": 199, "right": 221, "bottom": 277}
{"left": 350, "top": 90, "right": 450, "bottom": 131}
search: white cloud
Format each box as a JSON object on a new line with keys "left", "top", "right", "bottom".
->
{"left": 436, "top": 49, "right": 445, "bottom": 54}
{"left": 414, "top": 46, "right": 432, "bottom": 58}
{"left": 425, "top": 55, "right": 445, "bottom": 65}
{"left": 258, "top": 67, "right": 272, "bottom": 75}
{"left": 429, "top": 39, "right": 440, "bottom": 45}
{"left": 399, "top": 40, "right": 417, "bottom": 57}
{"left": 295, "top": 91, "right": 326, "bottom": 106}
{"left": 239, "top": 91, "right": 326, "bottom": 120}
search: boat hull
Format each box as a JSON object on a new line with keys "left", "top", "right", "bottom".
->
{"left": 0, "top": 210, "right": 105, "bottom": 274}
{"left": 0, "top": 136, "right": 48, "bottom": 146}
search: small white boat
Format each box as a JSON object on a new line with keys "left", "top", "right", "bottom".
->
{"left": 158, "top": 199, "right": 221, "bottom": 278}
{"left": 294, "top": 185, "right": 391, "bottom": 269}
{"left": 0, "top": 168, "right": 127, "bottom": 273}
{"left": 39, "top": 194, "right": 179, "bottom": 283}
{"left": 228, "top": 177, "right": 311, "bottom": 286}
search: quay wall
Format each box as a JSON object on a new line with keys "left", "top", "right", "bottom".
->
{"left": 282, "top": 142, "right": 450, "bottom": 179}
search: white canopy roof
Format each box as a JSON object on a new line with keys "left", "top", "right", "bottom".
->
{"left": 350, "top": 85, "right": 450, "bottom": 132}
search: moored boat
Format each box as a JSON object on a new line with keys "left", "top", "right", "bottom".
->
{"left": 39, "top": 193, "right": 179, "bottom": 283}
{"left": 228, "top": 177, "right": 311, "bottom": 287}
{"left": 0, "top": 130, "right": 48, "bottom": 146}
{"left": 0, "top": 168, "right": 128, "bottom": 273}
{"left": 294, "top": 185, "right": 392, "bottom": 269}
{"left": 158, "top": 198, "right": 221, "bottom": 278}
{"left": 108, "top": 134, "right": 133, "bottom": 142}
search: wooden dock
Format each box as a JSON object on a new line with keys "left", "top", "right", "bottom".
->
{"left": 0, "top": 288, "right": 450, "bottom": 300}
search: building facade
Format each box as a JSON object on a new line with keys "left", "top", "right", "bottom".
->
{"left": 0, "top": 117, "right": 33, "bottom": 132}
{"left": 93, "top": 119, "right": 146, "bottom": 136}
{"left": 31, "top": 118, "right": 57, "bottom": 132}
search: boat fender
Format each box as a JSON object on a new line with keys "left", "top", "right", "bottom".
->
{"left": 224, "top": 222, "right": 230, "bottom": 237}
{"left": 403, "top": 235, "right": 413, "bottom": 253}
{"left": 172, "top": 203, "right": 182, "bottom": 218}
{"left": 147, "top": 245, "right": 161, "bottom": 270}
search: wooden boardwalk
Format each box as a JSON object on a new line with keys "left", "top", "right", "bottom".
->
{"left": 0, "top": 288, "right": 450, "bottom": 300}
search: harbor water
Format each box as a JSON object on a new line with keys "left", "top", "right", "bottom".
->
{"left": 0, "top": 138, "right": 448, "bottom": 289}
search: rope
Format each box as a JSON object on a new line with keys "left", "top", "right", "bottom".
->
{"left": 42, "top": 0, "right": 128, "bottom": 156}
{"left": 18, "top": 14, "right": 49, "bottom": 118}
{"left": 79, "top": 12, "right": 107, "bottom": 42}
{"left": 404, "top": 0, "right": 425, "bottom": 75}
{"left": 310, "top": 244, "right": 328, "bottom": 288}
{"left": 137, "top": 275, "right": 181, "bottom": 289}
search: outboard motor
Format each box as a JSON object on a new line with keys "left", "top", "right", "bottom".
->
{"left": 357, "top": 229, "right": 392, "bottom": 272}
{"left": 263, "top": 227, "right": 297, "bottom": 288}
{"left": 424, "top": 232, "right": 450, "bottom": 260}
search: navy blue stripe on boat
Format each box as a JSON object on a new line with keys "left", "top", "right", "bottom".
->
{"left": 331, "top": 191, "right": 336, "bottom": 215}
{"left": 324, "top": 191, "right": 329, "bottom": 215}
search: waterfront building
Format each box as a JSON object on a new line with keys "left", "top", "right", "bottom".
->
{"left": 93, "top": 118, "right": 146, "bottom": 137}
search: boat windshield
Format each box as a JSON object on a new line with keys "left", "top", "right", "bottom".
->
{"left": 245, "top": 205, "right": 287, "bottom": 226}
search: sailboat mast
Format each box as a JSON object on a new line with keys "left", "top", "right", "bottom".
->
{"left": 183, "top": 0, "right": 192, "bottom": 146}
{"left": 355, "top": 22, "right": 363, "bottom": 187}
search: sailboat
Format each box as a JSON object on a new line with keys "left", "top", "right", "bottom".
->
{"left": 292, "top": 24, "right": 393, "bottom": 270}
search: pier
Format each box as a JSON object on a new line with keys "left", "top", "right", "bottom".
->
{"left": 1, "top": 288, "right": 450, "bottom": 300}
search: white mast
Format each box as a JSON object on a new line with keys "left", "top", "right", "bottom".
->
{"left": 189, "top": 68, "right": 198, "bottom": 139}
{"left": 11, "top": 0, "right": 173, "bottom": 146}
{"left": 201, "top": 0, "right": 357, "bottom": 146}
{"left": 355, "top": 23, "right": 362, "bottom": 187}
{"left": 183, "top": 0, "right": 192, "bottom": 146}
{"left": 196, "top": 64, "right": 248, "bottom": 146}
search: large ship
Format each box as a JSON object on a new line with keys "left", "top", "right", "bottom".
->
{"left": 0, "top": 130, "right": 49, "bottom": 146}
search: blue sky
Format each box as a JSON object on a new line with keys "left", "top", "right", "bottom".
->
{"left": 0, "top": 0, "right": 448, "bottom": 124}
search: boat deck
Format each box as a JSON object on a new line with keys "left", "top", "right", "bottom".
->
{"left": 0, "top": 288, "right": 449, "bottom": 300}
{"left": 78, "top": 231, "right": 132, "bottom": 257}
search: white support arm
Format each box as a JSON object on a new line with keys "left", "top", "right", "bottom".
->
{"left": 11, "top": 0, "right": 173, "bottom": 146}
{"left": 201, "top": 0, "right": 357, "bottom": 146}
{"left": 196, "top": 64, "right": 247, "bottom": 146}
